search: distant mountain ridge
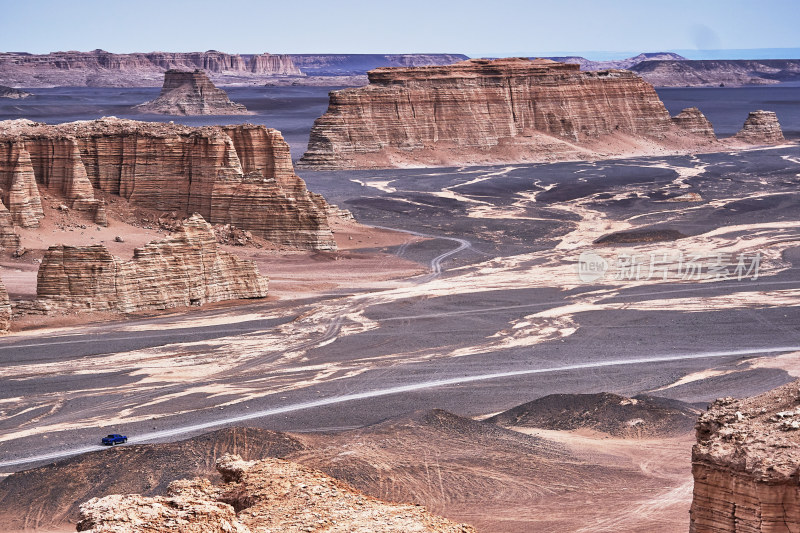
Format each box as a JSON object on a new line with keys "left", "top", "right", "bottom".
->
{"left": 541, "top": 52, "right": 687, "bottom": 71}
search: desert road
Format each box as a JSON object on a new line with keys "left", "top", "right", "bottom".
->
{"left": 2, "top": 146, "right": 800, "bottom": 472}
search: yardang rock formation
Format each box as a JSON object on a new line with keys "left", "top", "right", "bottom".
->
{"left": 76, "top": 453, "right": 475, "bottom": 532}
{"left": 0, "top": 117, "right": 336, "bottom": 250}
{"left": 733, "top": 110, "right": 785, "bottom": 144}
{"left": 136, "top": 69, "right": 251, "bottom": 115}
{"left": 34, "top": 214, "right": 268, "bottom": 313}
{"left": 299, "top": 58, "right": 781, "bottom": 169}
{"left": 690, "top": 380, "right": 800, "bottom": 532}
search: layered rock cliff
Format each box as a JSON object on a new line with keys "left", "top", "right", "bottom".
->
{"left": 0, "top": 276, "right": 10, "bottom": 333}
{"left": 671, "top": 107, "right": 717, "bottom": 140}
{"left": 249, "top": 53, "right": 303, "bottom": 75}
{"left": 0, "top": 50, "right": 303, "bottom": 87}
{"left": 631, "top": 59, "right": 800, "bottom": 87}
{"left": 734, "top": 110, "right": 785, "bottom": 144}
{"left": 690, "top": 380, "right": 800, "bottom": 532}
{"left": 0, "top": 118, "right": 335, "bottom": 249}
{"left": 299, "top": 58, "right": 723, "bottom": 169}
{"left": 136, "top": 70, "right": 250, "bottom": 115}
{"left": 35, "top": 214, "right": 269, "bottom": 313}
{"left": 77, "top": 453, "right": 474, "bottom": 532}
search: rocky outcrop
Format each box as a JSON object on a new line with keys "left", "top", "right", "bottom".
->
{"left": 671, "top": 107, "right": 717, "bottom": 140}
{"left": 299, "top": 58, "right": 719, "bottom": 169}
{"left": 0, "top": 137, "right": 44, "bottom": 227}
{"left": 136, "top": 70, "right": 250, "bottom": 115}
{"left": 734, "top": 110, "right": 785, "bottom": 144}
{"left": 0, "top": 118, "right": 335, "bottom": 249}
{"left": 35, "top": 214, "right": 268, "bottom": 313}
{"left": 0, "top": 85, "right": 30, "bottom": 98}
{"left": 249, "top": 54, "right": 303, "bottom": 75}
{"left": 0, "top": 275, "right": 10, "bottom": 333}
{"left": 690, "top": 380, "right": 800, "bottom": 532}
{"left": 77, "top": 453, "right": 474, "bottom": 532}
{"left": 631, "top": 59, "right": 800, "bottom": 87}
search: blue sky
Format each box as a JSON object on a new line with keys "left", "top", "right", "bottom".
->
{"left": 1, "top": 0, "right": 798, "bottom": 58}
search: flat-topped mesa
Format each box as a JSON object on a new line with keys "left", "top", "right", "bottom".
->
{"left": 299, "top": 57, "right": 724, "bottom": 170}
{"left": 690, "top": 380, "right": 800, "bottom": 532}
{"left": 734, "top": 110, "right": 785, "bottom": 144}
{"left": 36, "top": 214, "right": 269, "bottom": 313}
{"left": 0, "top": 118, "right": 336, "bottom": 250}
{"left": 136, "top": 69, "right": 250, "bottom": 115}
{"left": 249, "top": 53, "right": 303, "bottom": 75}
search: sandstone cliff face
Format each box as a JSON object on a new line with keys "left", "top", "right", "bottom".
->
{"left": 136, "top": 70, "right": 250, "bottom": 115}
{"left": 690, "top": 380, "right": 800, "bottom": 532}
{"left": 77, "top": 453, "right": 474, "bottom": 533}
{"left": 631, "top": 59, "right": 800, "bottom": 87}
{"left": 299, "top": 58, "right": 716, "bottom": 169}
{"left": 0, "top": 118, "right": 335, "bottom": 249}
{"left": 249, "top": 54, "right": 303, "bottom": 75}
{"left": 0, "top": 50, "right": 305, "bottom": 87}
{"left": 0, "top": 275, "right": 10, "bottom": 333}
{"left": 671, "top": 107, "right": 717, "bottom": 140}
{"left": 36, "top": 214, "right": 269, "bottom": 313}
{"left": 734, "top": 110, "right": 785, "bottom": 144}
{"left": 0, "top": 138, "right": 44, "bottom": 227}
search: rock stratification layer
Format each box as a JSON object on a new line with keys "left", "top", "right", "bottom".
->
{"left": 36, "top": 214, "right": 269, "bottom": 313}
{"left": 0, "top": 118, "right": 335, "bottom": 249}
{"left": 690, "top": 380, "right": 800, "bottom": 532}
{"left": 136, "top": 69, "right": 250, "bottom": 115}
{"left": 0, "top": 276, "right": 10, "bottom": 333}
{"left": 671, "top": 107, "right": 717, "bottom": 140}
{"left": 734, "top": 110, "right": 785, "bottom": 144}
{"left": 0, "top": 50, "right": 303, "bottom": 87}
{"left": 77, "top": 453, "right": 474, "bottom": 532}
{"left": 299, "top": 58, "right": 723, "bottom": 169}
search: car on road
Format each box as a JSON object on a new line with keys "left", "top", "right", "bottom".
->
{"left": 101, "top": 434, "right": 127, "bottom": 446}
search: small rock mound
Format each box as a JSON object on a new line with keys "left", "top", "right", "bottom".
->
{"left": 77, "top": 453, "right": 475, "bottom": 533}
{"left": 671, "top": 107, "right": 717, "bottom": 139}
{"left": 0, "top": 85, "right": 30, "bottom": 99}
{"left": 733, "top": 110, "right": 785, "bottom": 144}
{"left": 136, "top": 69, "right": 250, "bottom": 115}
{"left": 487, "top": 392, "right": 699, "bottom": 437}
{"left": 691, "top": 380, "right": 800, "bottom": 532}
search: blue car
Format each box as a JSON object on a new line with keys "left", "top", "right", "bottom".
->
{"left": 101, "top": 434, "right": 127, "bottom": 446}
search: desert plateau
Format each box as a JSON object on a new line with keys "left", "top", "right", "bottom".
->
{"left": 0, "top": 1, "right": 799, "bottom": 532}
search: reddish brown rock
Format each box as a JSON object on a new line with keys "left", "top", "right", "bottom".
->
{"left": 136, "top": 70, "right": 250, "bottom": 115}
{"left": 671, "top": 107, "right": 717, "bottom": 140}
{"left": 299, "top": 57, "right": 717, "bottom": 169}
{"left": 733, "top": 110, "right": 785, "bottom": 144}
{"left": 0, "top": 118, "right": 335, "bottom": 249}
{"left": 249, "top": 54, "right": 303, "bottom": 75}
{"left": 77, "top": 453, "right": 474, "bottom": 532}
{"left": 0, "top": 275, "right": 10, "bottom": 333}
{"left": 690, "top": 380, "right": 800, "bottom": 532}
{"left": 0, "top": 137, "right": 44, "bottom": 227}
{"left": 36, "top": 214, "right": 269, "bottom": 313}
{"left": 0, "top": 202, "right": 20, "bottom": 251}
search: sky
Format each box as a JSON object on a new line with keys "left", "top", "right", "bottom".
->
{"left": 1, "top": 0, "right": 798, "bottom": 58}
